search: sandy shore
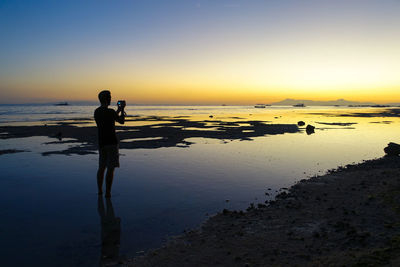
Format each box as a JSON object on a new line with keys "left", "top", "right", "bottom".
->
{"left": 122, "top": 155, "right": 400, "bottom": 266}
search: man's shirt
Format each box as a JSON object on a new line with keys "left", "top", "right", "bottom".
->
{"left": 94, "top": 107, "right": 119, "bottom": 148}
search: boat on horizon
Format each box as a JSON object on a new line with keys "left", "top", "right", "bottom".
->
{"left": 54, "top": 102, "right": 69, "bottom": 106}
{"left": 254, "top": 104, "right": 270, "bottom": 108}
{"left": 293, "top": 103, "right": 305, "bottom": 107}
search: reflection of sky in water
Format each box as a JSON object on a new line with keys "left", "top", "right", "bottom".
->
{"left": 0, "top": 108, "right": 400, "bottom": 266}
{"left": 122, "top": 120, "right": 176, "bottom": 127}
{"left": 121, "top": 137, "right": 164, "bottom": 142}
{"left": 150, "top": 125, "right": 183, "bottom": 129}
{"left": 182, "top": 127, "right": 221, "bottom": 131}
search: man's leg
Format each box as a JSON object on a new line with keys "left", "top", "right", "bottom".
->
{"left": 105, "top": 167, "right": 115, "bottom": 198}
{"left": 97, "top": 166, "right": 106, "bottom": 195}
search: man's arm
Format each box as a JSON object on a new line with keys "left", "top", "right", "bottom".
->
{"left": 115, "top": 107, "right": 125, "bottom": 124}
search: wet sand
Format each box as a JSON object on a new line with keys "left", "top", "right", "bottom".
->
{"left": 125, "top": 155, "right": 400, "bottom": 266}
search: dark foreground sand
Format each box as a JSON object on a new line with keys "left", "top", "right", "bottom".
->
{"left": 122, "top": 155, "right": 400, "bottom": 266}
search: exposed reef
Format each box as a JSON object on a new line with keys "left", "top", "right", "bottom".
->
{"left": 0, "top": 116, "right": 299, "bottom": 156}
{"left": 315, "top": 122, "right": 357, "bottom": 126}
{"left": 0, "top": 149, "right": 28, "bottom": 155}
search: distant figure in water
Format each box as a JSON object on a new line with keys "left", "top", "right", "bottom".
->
{"left": 98, "top": 196, "right": 121, "bottom": 265}
{"left": 95, "top": 90, "right": 125, "bottom": 198}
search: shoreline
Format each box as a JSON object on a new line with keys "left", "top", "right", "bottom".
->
{"left": 124, "top": 155, "right": 400, "bottom": 266}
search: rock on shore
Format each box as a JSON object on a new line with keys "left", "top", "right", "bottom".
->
{"left": 123, "top": 156, "right": 400, "bottom": 266}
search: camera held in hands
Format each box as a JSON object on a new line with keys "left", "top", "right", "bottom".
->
{"left": 117, "top": 100, "right": 126, "bottom": 108}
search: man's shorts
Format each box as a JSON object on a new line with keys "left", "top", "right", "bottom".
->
{"left": 99, "top": 144, "right": 120, "bottom": 169}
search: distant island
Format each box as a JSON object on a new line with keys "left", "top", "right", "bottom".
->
{"left": 271, "top": 98, "right": 378, "bottom": 106}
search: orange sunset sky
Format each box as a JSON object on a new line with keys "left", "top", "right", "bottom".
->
{"left": 1, "top": 0, "right": 400, "bottom": 104}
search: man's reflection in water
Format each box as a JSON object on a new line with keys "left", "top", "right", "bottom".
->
{"left": 98, "top": 196, "right": 121, "bottom": 266}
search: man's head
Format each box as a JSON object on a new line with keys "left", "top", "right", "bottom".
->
{"left": 98, "top": 90, "right": 111, "bottom": 106}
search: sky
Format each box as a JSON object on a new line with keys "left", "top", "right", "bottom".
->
{"left": 1, "top": 0, "right": 400, "bottom": 104}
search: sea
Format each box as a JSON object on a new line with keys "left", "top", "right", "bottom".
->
{"left": 0, "top": 104, "right": 399, "bottom": 266}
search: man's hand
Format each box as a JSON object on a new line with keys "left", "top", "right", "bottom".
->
{"left": 116, "top": 106, "right": 125, "bottom": 124}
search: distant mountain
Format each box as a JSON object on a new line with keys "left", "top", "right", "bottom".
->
{"left": 386, "top": 103, "right": 400, "bottom": 107}
{"left": 271, "top": 98, "right": 377, "bottom": 106}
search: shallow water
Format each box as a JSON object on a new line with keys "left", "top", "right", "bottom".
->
{"left": 0, "top": 105, "right": 399, "bottom": 266}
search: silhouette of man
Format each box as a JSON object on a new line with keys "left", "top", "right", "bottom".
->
{"left": 95, "top": 90, "right": 125, "bottom": 198}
